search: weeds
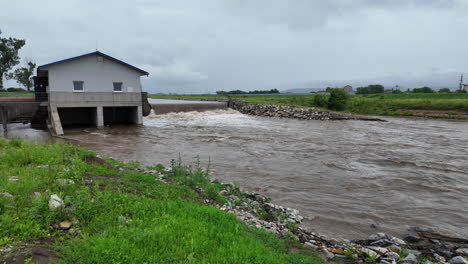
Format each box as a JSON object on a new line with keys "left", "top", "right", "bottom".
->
{"left": 0, "top": 140, "right": 322, "bottom": 263}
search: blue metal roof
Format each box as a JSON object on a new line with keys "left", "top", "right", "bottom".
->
{"left": 38, "top": 51, "right": 149, "bottom": 76}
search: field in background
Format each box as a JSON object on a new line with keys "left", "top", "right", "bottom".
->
{"left": 0, "top": 92, "right": 34, "bottom": 97}
{"left": 150, "top": 93, "right": 468, "bottom": 119}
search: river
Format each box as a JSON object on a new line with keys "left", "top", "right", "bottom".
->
{"left": 3, "top": 109, "right": 468, "bottom": 239}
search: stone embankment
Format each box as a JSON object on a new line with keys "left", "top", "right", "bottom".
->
{"left": 227, "top": 99, "right": 385, "bottom": 121}
{"left": 142, "top": 167, "right": 468, "bottom": 264}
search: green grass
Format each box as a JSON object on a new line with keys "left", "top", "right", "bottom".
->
{"left": 0, "top": 92, "right": 34, "bottom": 97}
{"left": 0, "top": 139, "right": 322, "bottom": 264}
{"left": 150, "top": 93, "right": 468, "bottom": 118}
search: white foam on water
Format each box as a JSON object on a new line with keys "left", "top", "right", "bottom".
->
{"left": 144, "top": 109, "right": 267, "bottom": 128}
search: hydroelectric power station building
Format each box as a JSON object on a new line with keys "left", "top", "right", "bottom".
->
{"left": 35, "top": 51, "right": 149, "bottom": 135}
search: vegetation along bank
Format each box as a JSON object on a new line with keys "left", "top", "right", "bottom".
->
{"left": 150, "top": 93, "right": 468, "bottom": 120}
{"left": 2, "top": 139, "right": 468, "bottom": 263}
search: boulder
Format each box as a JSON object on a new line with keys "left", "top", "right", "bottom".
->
{"left": 385, "top": 251, "right": 400, "bottom": 260}
{"left": 56, "top": 179, "right": 75, "bottom": 185}
{"left": 449, "top": 256, "right": 468, "bottom": 264}
{"left": 361, "top": 248, "right": 378, "bottom": 258}
{"left": 399, "top": 253, "right": 417, "bottom": 264}
{"left": 59, "top": 220, "right": 72, "bottom": 230}
{"left": 456, "top": 249, "right": 468, "bottom": 257}
{"left": 369, "top": 232, "right": 387, "bottom": 241}
{"left": 48, "top": 194, "right": 64, "bottom": 209}
{"left": 8, "top": 176, "right": 19, "bottom": 182}
{"left": 0, "top": 192, "right": 13, "bottom": 199}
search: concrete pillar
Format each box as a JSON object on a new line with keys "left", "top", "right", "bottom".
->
{"left": 136, "top": 106, "right": 143, "bottom": 125}
{"left": 50, "top": 106, "right": 63, "bottom": 136}
{"left": 1, "top": 107, "right": 7, "bottom": 131}
{"left": 96, "top": 106, "right": 104, "bottom": 128}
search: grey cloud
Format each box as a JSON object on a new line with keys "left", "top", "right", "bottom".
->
{"left": 1, "top": 0, "right": 468, "bottom": 93}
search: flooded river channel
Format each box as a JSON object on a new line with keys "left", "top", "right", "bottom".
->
{"left": 3, "top": 110, "right": 468, "bottom": 239}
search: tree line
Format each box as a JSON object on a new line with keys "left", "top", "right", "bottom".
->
{"left": 216, "top": 89, "right": 280, "bottom": 95}
{"left": 0, "top": 29, "right": 35, "bottom": 92}
{"left": 356, "top": 84, "right": 466, "bottom": 94}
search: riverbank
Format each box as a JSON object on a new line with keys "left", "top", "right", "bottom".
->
{"left": 2, "top": 140, "right": 468, "bottom": 264}
{"left": 227, "top": 99, "right": 385, "bottom": 121}
{"left": 0, "top": 139, "right": 321, "bottom": 263}
{"left": 150, "top": 94, "right": 468, "bottom": 120}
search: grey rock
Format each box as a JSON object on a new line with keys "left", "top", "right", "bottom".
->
{"left": 385, "top": 251, "right": 400, "bottom": 260}
{"left": 391, "top": 237, "right": 407, "bottom": 246}
{"left": 407, "top": 249, "right": 421, "bottom": 256}
{"left": 361, "top": 248, "right": 378, "bottom": 258}
{"left": 48, "top": 194, "right": 64, "bottom": 209}
{"left": 368, "top": 232, "right": 387, "bottom": 241}
{"left": 400, "top": 253, "right": 417, "bottom": 264}
{"left": 456, "top": 249, "right": 468, "bottom": 257}
{"left": 449, "top": 256, "right": 468, "bottom": 264}
{"left": 56, "top": 179, "right": 75, "bottom": 185}
{"left": 8, "top": 176, "right": 19, "bottom": 182}
{"left": 367, "top": 246, "right": 388, "bottom": 255}
{"left": 0, "top": 192, "right": 13, "bottom": 199}
{"left": 370, "top": 239, "right": 393, "bottom": 247}
{"left": 321, "top": 248, "right": 335, "bottom": 259}
{"left": 304, "top": 242, "right": 318, "bottom": 249}
{"left": 433, "top": 253, "right": 446, "bottom": 263}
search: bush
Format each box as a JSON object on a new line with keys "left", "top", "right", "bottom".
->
{"left": 6, "top": 87, "right": 26, "bottom": 92}
{"left": 312, "top": 94, "right": 328, "bottom": 108}
{"left": 356, "top": 84, "right": 384, "bottom": 94}
{"left": 439, "top": 88, "right": 451, "bottom": 93}
{"left": 412, "top": 87, "right": 433, "bottom": 93}
{"left": 327, "top": 89, "right": 349, "bottom": 111}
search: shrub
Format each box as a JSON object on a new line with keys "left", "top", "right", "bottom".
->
{"left": 412, "top": 87, "right": 434, "bottom": 93}
{"left": 439, "top": 88, "right": 451, "bottom": 93}
{"left": 312, "top": 94, "right": 328, "bottom": 108}
{"left": 6, "top": 87, "right": 26, "bottom": 92}
{"left": 327, "top": 88, "right": 349, "bottom": 111}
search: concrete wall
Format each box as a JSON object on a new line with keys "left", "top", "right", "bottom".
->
{"left": 49, "top": 92, "right": 142, "bottom": 108}
{"left": 40, "top": 54, "right": 143, "bottom": 93}
{"left": 0, "top": 103, "right": 41, "bottom": 122}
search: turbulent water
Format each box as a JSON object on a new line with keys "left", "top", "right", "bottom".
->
{"left": 4, "top": 110, "right": 468, "bottom": 239}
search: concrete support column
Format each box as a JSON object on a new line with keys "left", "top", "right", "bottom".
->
{"left": 96, "top": 106, "right": 104, "bottom": 128}
{"left": 49, "top": 106, "right": 64, "bottom": 136}
{"left": 1, "top": 107, "right": 7, "bottom": 131}
{"left": 136, "top": 106, "right": 143, "bottom": 125}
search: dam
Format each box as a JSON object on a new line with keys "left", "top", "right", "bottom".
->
{"left": 149, "top": 98, "right": 227, "bottom": 114}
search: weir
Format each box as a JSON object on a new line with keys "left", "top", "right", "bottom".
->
{"left": 149, "top": 99, "right": 227, "bottom": 114}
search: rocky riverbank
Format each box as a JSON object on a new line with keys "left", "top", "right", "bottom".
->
{"left": 144, "top": 166, "right": 468, "bottom": 264}
{"left": 227, "top": 99, "right": 385, "bottom": 121}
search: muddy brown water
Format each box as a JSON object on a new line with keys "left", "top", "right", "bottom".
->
{"left": 2, "top": 109, "right": 468, "bottom": 240}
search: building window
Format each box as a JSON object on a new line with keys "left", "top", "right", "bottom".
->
{"left": 113, "top": 82, "right": 123, "bottom": 92}
{"left": 73, "top": 81, "right": 84, "bottom": 92}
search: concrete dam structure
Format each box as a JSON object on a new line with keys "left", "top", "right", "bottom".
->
{"left": 149, "top": 99, "right": 227, "bottom": 114}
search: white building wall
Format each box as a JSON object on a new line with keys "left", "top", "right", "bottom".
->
{"left": 42, "top": 54, "right": 142, "bottom": 93}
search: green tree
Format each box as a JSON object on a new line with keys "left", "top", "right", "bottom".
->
{"left": 356, "top": 84, "right": 384, "bottom": 94}
{"left": 0, "top": 30, "right": 26, "bottom": 89}
{"left": 438, "top": 88, "right": 451, "bottom": 93}
{"left": 6, "top": 59, "right": 36, "bottom": 92}
{"left": 327, "top": 88, "right": 349, "bottom": 111}
{"left": 312, "top": 94, "right": 328, "bottom": 108}
{"left": 412, "top": 86, "right": 433, "bottom": 93}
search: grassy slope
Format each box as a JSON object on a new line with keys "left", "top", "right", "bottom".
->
{"left": 150, "top": 94, "right": 468, "bottom": 118}
{"left": 0, "top": 92, "right": 34, "bottom": 97}
{"left": 0, "top": 139, "right": 322, "bottom": 264}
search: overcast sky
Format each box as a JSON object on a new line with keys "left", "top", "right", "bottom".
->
{"left": 1, "top": 0, "right": 468, "bottom": 93}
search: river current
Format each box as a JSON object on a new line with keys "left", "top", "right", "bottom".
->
{"left": 3, "top": 109, "right": 468, "bottom": 239}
